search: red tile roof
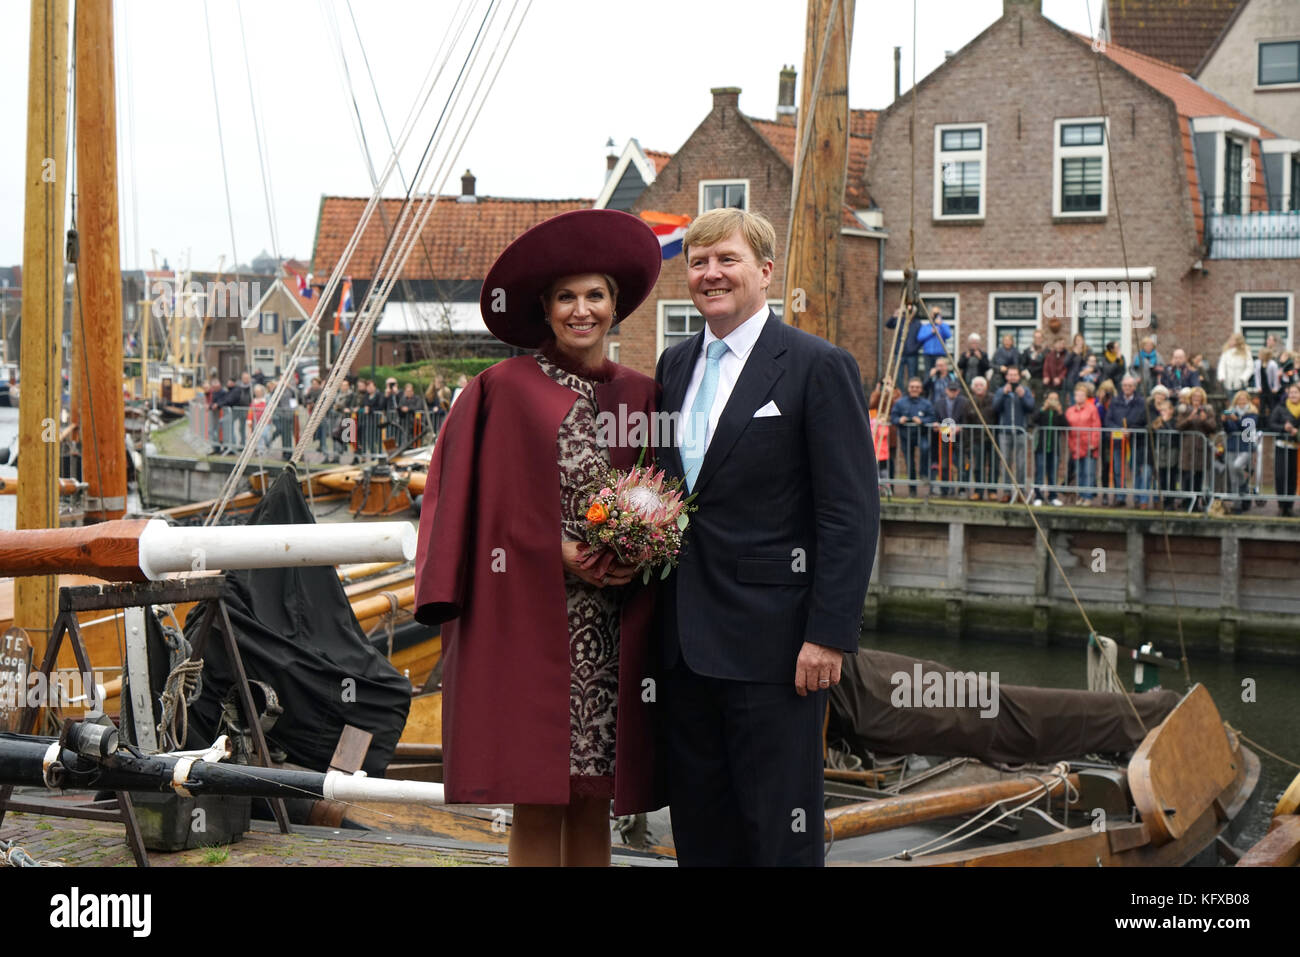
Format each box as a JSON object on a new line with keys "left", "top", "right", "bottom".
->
{"left": 645, "top": 149, "right": 672, "bottom": 175}
{"left": 1104, "top": 0, "right": 1243, "bottom": 74}
{"left": 747, "top": 111, "right": 877, "bottom": 209}
{"left": 311, "top": 195, "right": 592, "bottom": 281}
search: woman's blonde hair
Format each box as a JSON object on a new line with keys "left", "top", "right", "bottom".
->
{"left": 1097, "top": 380, "right": 1116, "bottom": 398}
{"left": 1190, "top": 386, "right": 1207, "bottom": 404}
{"left": 1231, "top": 390, "right": 1251, "bottom": 407}
{"left": 682, "top": 208, "right": 776, "bottom": 264}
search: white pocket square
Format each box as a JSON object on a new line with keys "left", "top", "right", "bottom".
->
{"left": 753, "top": 400, "right": 782, "bottom": 418}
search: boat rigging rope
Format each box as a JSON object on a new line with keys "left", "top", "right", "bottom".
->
{"left": 1082, "top": 0, "right": 1194, "bottom": 691}
{"left": 1225, "top": 726, "right": 1300, "bottom": 771}
{"left": 1, "top": 839, "right": 63, "bottom": 867}
{"left": 235, "top": 0, "right": 281, "bottom": 264}
{"left": 202, "top": 0, "right": 513, "bottom": 523}
{"left": 203, "top": 0, "right": 244, "bottom": 306}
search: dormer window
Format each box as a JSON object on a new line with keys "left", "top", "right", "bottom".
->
{"left": 1224, "top": 137, "right": 1246, "bottom": 214}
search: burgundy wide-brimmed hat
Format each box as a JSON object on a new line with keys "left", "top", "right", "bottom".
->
{"left": 479, "top": 208, "right": 662, "bottom": 349}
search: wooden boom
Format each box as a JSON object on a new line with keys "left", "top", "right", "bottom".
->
{"left": 824, "top": 772, "right": 1081, "bottom": 842}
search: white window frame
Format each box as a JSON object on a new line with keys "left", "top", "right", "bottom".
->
{"left": 933, "top": 123, "right": 987, "bottom": 221}
{"left": 260, "top": 311, "right": 279, "bottom": 335}
{"left": 1070, "top": 286, "right": 1131, "bottom": 359}
{"left": 655, "top": 298, "right": 784, "bottom": 361}
{"left": 1235, "top": 292, "right": 1294, "bottom": 352}
{"left": 697, "top": 179, "right": 750, "bottom": 214}
{"left": 607, "top": 340, "right": 620, "bottom": 363}
{"left": 1053, "top": 117, "right": 1109, "bottom": 218}
{"left": 986, "top": 293, "right": 1042, "bottom": 355}
{"left": 1257, "top": 38, "right": 1300, "bottom": 90}
{"left": 251, "top": 346, "right": 276, "bottom": 377}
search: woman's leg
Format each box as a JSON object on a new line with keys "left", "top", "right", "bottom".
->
{"left": 560, "top": 795, "right": 613, "bottom": 866}
{"left": 508, "top": 803, "right": 565, "bottom": 866}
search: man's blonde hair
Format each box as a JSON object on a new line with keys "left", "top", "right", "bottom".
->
{"left": 682, "top": 208, "right": 776, "bottom": 264}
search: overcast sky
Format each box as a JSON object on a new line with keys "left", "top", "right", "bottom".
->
{"left": 0, "top": 0, "right": 1101, "bottom": 273}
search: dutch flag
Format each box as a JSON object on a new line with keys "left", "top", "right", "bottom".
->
{"left": 640, "top": 210, "right": 691, "bottom": 259}
{"left": 333, "top": 277, "right": 354, "bottom": 336}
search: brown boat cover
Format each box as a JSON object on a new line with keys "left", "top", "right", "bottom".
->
{"left": 828, "top": 649, "right": 1181, "bottom": 765}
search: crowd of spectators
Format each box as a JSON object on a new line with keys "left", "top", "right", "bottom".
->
{"left": 874, "top": 313, "right": 1300, "bottom": 516}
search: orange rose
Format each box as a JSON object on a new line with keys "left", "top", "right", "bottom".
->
{"left": 586, "top": 502, "right": 609, "bottom": 524}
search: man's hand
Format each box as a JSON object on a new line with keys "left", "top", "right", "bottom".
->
{"left": 795, "top": 641, "right": 843, "bottom": 696}
{"left": 561, "top": 541, "right": 638, "bottom": 588}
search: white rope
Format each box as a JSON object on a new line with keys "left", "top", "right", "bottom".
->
{"left": 202, "top": 0, "right": 484, "bottom": 523}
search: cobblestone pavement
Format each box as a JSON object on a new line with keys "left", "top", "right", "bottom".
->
{"left": 1, "top": 812, "right": 508, "bottom": 867}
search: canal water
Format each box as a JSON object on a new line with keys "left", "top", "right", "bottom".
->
{"left": 866, "top": 628, "right": 1299, "bottom": 855}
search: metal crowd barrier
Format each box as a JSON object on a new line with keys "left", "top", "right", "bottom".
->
{"left": 1208, "top": 430, "right": 1300, "bottom": 515}
{"left": 189, "top": 401, "right": 438, "bottom": 462}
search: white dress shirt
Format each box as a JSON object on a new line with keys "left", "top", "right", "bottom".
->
{"left": 679, "top": 305, "right": 769, "bottom": 454}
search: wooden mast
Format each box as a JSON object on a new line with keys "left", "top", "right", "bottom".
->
{"left": 783, "top": 0, "right": 854, "bottom": 343}
{"left": 15, "top": 0, "right": 70, "bottom": 659}
{"left": 73, "top": 0, "right": 126, "bottom": 522}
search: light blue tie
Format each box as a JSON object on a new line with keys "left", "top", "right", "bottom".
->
{"left": 682, "top": 340, "right": 728, "bottom": 491}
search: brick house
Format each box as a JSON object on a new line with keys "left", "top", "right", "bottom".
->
{"left": 605, "top": 82, "right": 884, "bottom": 381}
{"left": 1104, "top": 0, "right": 1300, "bottom": 143}
{"left": 864, "top": 0, "right": 1300, "bottom": 386}
{"left": 309, "top": 173, "right": 589, "bottom": 374}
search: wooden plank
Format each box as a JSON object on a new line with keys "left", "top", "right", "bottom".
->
{"left": 328, "top": 725, "right": 373, "bottom": 774}
{"left": 398, "top": 691, "right": 442, "bottom": 746}
{"left": 1128, "top": 684, "right": 1235, "bottom": 846}
{"left": 1235, "top": 815, "right": 1300, "bottom": 867}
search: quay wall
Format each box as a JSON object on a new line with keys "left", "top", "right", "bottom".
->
{"left": 866, "top": 503, "right": 1300, "bottom": 662}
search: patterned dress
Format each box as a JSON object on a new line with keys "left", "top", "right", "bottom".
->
{"left": 535, "top": 353, "right": 621, "bottom": 798}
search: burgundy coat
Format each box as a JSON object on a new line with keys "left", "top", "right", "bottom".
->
{"left": 413, "top": 355, "right": 662, "bottom": 814}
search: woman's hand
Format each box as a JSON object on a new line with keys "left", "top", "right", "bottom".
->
{"left": 561, "top": 541, "right": 639, "bottom": 588}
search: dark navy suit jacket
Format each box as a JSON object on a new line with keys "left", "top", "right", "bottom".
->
{"left": 653, "top": 312, "right": 879, "bottom": 684}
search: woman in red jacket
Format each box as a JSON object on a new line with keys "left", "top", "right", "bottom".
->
{"left": 413, "top": 210, "right": 664, "bottom": 865}
{"left": 1065, "top": 383, "right": 1101, "bottom": 504}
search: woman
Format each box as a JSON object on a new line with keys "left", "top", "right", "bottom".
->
{"left": 1099, "top": 340, "right": 1127, "bottom": 389}
{"left": 1149, "top": 396, "right": 1179, "bottom": 508}
{"left": 1065, "top": 384, "right": 1101, "bottom": 505}
{"left": 1132, "top": 336, "right": 1162, "bottom": 394}
{"left": 413, "top": 209, "right": 664, "bottom": 865}
{"left": 869, "top": 376, "right": 903, "bottom": 492}
{"left": 1216, "top": 333, "right": 1253, "bottom": 395}
{"left": 1270, "top": 382, "right": 1300, "bottom": 517}
{"left": 1030, "top": 391, "right": 1065, "bottom": 506}
{"left": 1253, "top": 347, "right": 1280, "bottom": 417}
{"left": 1094, "top": 379, "right": 1116, "bottom": 503}
{"left": 1221, "top": 391, "right": 1258, "bottom": 513}
{"left": 1175, "top": 386, "right": 1216, "bottom": 510}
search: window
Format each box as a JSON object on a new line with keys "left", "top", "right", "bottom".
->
{"left": 699, "top": 180, "right": 748, "bottom": 213}
{"left": 260, "top": 312, "right": 279, "bottom": 335}
{"left": 1236, "top": 293, "right": 1293, "bottom": 352}
{"left": 1074, "top": 293, "right": 1128, "bottom": 355}
{"left": 1053, "top": 119, "right": 1108, "bottom": 217}
{"left": 657, "top": 299, "right": 784, "bottom": 359}
{"left": 1259, "top": 40, "right": 1300, "bottom": 86}
{"left": 1224, "top": 138, "right": 1245, "bottom": 214}
{"left": 934, "top": 123, "right": 986, "bottom": 220}
{"left": 607, "top": 340, "right": 620, "bottom": 363}
{"left": 252, "top": 347, "right": 276, "bottom": 377}
{"left": 988, "top": 295, "right": 1040, "bottom": 353}
{"left": 1292, "top": 156, "right": 1300, "bottom": 213}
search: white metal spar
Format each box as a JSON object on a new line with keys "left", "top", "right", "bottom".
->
{"left": 136, "top": 519, "right": 416, "bottom": 580}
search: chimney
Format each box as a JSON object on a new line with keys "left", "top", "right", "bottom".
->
{"left": 711, "top": 86, "right": 741, "bottom": 113}
{"left": 893, "top": 46, "right": 901, "bottom": 101}
{"left": 605, "top": 137, "right": 618, "bottom": 179}
{"left": 459, "top": 169, "right": 476, "bottom": 203}
{"left": 776, "top": 66, "right": 796, "bottom": 125}
{"left": 1002, "top": 0, "right": 1041, "bottom": 14}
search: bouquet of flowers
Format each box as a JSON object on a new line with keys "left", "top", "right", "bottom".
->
{"left": 580, "top": 462, "right": 695, "bottom": 583}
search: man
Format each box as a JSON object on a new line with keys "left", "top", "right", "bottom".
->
{"left": 930, "top": 379, "right": 968, "bottom": 496}
{"left": 1104, "top": 374, "right": 1151, "bottom": 508}
{"left": 653, "top": 208, "right": 877, "bottom": 866}
{"left": 885, "top": 305, "right": 923, "bottom": 383}
{"left": 991, "top": 366, "right": 1034, "bottom": 503}
{"left": 1159, "top": 348, "right": 1200, "bottom": 392}
{"left": 962, "top": 376, "right": 996, "bottom": 500}
{"left": 924, "top": 355, "right": 957, "bottom": 403}
{"left": 228, "top": 371, "right": 253, "bottom": 450}
{"left": 205, "top": 376, "right": 226, "bottom": 454}
{"left": 917, "top": 307, "right": 952, "bottom": 375}
{"left": 890, "top": 376, "right": 936, "bottom": 497}
{"left": 958, "top": 333, "right": 990, "bottom": 384}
